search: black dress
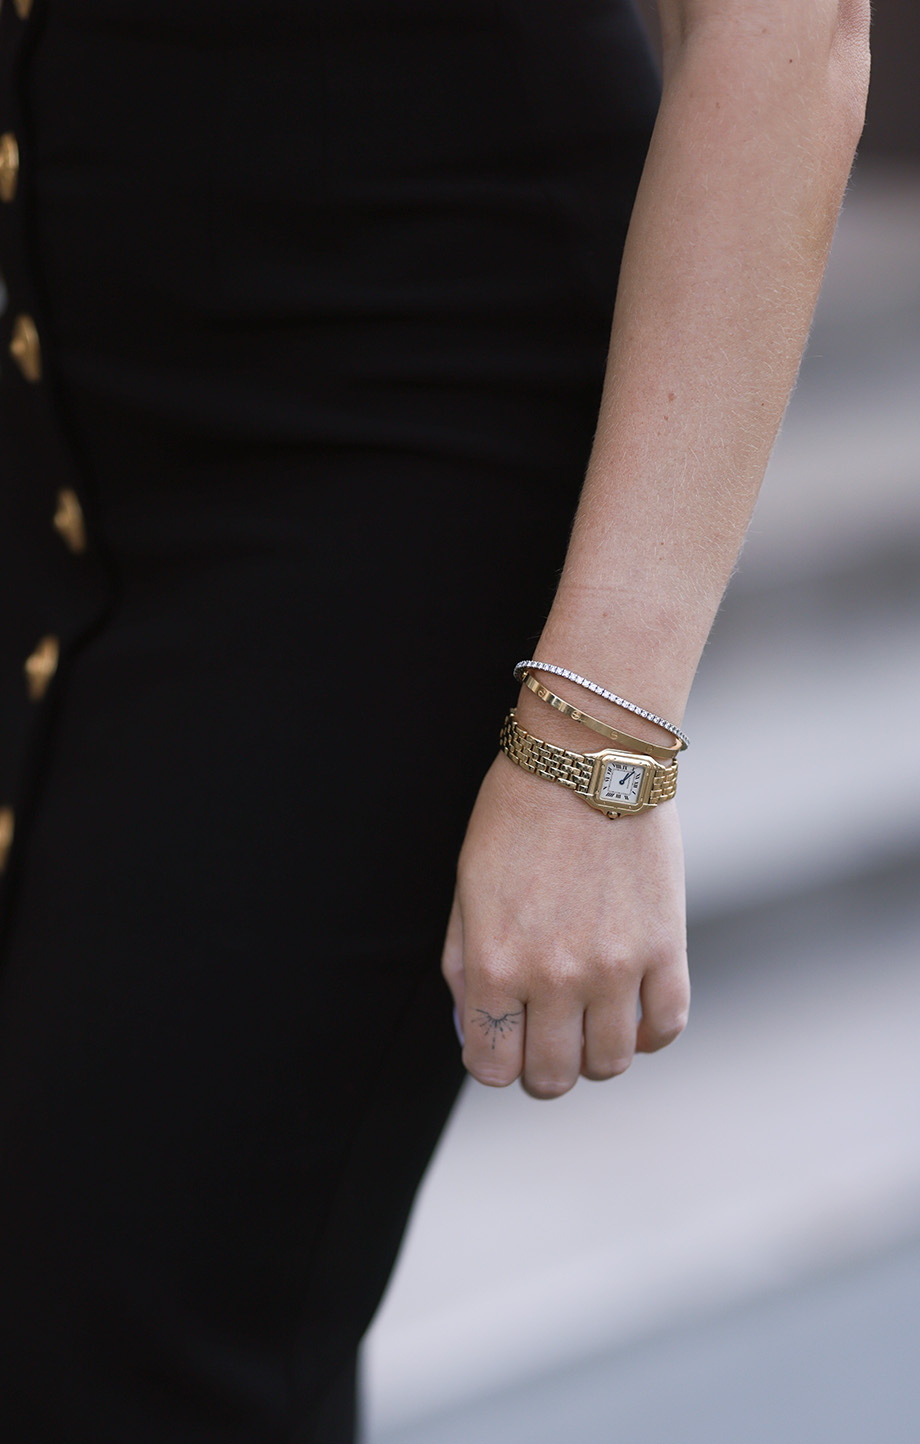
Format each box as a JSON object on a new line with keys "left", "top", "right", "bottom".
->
{"left": 0, "top": 1, "right": 659, "bottom": 1438}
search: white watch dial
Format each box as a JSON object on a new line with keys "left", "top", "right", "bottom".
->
{"left": 599, "top": 759, "right": 646, "bottom": 805}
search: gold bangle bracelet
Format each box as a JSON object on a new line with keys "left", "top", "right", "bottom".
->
{"left": 519, "top": 670, "right": 682, "bottom": 763}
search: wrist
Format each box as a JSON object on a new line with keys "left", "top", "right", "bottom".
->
{"left": 532, "top": 575, "right": 704, "bottom": 737}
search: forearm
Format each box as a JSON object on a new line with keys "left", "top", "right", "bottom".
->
{"left": 520, "top": 0, "right": 870, "bottom": 745}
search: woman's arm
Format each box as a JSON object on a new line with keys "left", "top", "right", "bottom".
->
{"left": 442, "top": 0, "right": 871, "bottom": 1098}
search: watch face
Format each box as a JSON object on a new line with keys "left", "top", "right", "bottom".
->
{"left": 599, "top": 759, "right": 647, "bottom": 806}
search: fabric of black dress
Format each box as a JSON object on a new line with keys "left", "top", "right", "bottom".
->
{"left": 0, "top": 1, "right": 660, "bottom": 1439}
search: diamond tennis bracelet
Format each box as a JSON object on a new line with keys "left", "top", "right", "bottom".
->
{"left": 513, "top": 660, "right": 690, "bottom": 750}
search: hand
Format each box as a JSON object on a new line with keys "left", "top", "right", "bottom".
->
{"left": 441, "top": 753, "right": 690, "bottom": 1099}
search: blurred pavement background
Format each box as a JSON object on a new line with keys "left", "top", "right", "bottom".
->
{"left": 359, "top": 144, "right": 920, "bottom": 1444}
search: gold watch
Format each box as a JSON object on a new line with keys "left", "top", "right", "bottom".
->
{"left": 499, "top": 710, "right": 678, "bottom": 819}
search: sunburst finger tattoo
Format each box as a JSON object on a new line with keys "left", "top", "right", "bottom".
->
{"left": 474, "top": 1008, "right": 524, "bottom": 1051}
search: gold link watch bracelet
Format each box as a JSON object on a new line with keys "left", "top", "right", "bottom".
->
{"left": 499, "top": 710, "right": 679, "bottom": 820}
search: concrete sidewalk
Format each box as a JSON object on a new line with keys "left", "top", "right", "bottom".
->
{"left": 372, "top": 1237, "right": 920, "bottom": 1444}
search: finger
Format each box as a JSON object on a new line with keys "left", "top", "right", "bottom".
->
{"left": 439, "top": 888, "right": 465, "bottom": 1024}
{"left": 582, "top": 985, "right": 640, "bottom": 1081}
{"left": 635, "top": 958, "right": 690, "bottom": 1053}
{"left": 520, "top": 998, "right": 583, "bottom": 1100}
{"left": 461, "top": 985, "right": 526, "bottom": 1089}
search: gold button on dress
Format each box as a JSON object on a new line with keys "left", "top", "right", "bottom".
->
{"left": 0, "top": 133, "right": 19, "bottom": 203}
{"left": 9, "top": 313, "right": 41, "bottom": 383}
{"left": 0, "top": 806, "right": 14, "bottom": 875}
{"left": 23, "top": 635, "right": 60, "bottom": 702}
{"left": 52, "top": 488, "right": 88, "bottom": 553}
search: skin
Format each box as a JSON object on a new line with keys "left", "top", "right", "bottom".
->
{"left": 441, "top": 0, "right": 871, "bottom": 1100}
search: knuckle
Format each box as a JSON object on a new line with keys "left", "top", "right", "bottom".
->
{"left": 661, "top": 1010, "right": 687, "bottom": 1045}
{"left": 523, "top": 1077, "right": 576, "bottom": 1101}
{"left": 640, "top": 921, "right": 687, "bottom": 970}
{"left": 466, "top": 1060, "right": 518, "bottom": 1089}
{"left": 584, "top": 1056, "right": 633, "bottom": 1081}
{"left": 535, "top": 953, "right": 584, "bottom": 1000}
{"left": 593, "top": 952, "right": 639, "bottom": 987}
{"left": 645, "top": 1007, "right": 689, "bottom": 1050}
{"left": 660, "top": 1007, "right": 690, "bottom": 1042}
{"left": 475, "top": 954, "right": 519, "bottom": 997}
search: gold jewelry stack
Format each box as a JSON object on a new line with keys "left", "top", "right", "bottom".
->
{"left": 499, "top": 662, "right": 685, "bottom": 820}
